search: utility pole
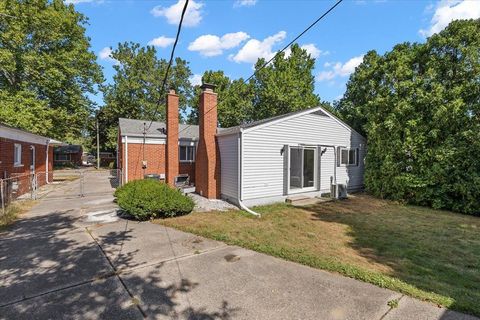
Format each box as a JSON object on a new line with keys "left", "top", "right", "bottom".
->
{"left": 96, "top": 114, "right": 100, "bottom": 169}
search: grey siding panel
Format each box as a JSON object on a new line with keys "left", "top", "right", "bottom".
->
{"left": 242, "top": 113, "right": 366, "bottom": 200}
{"left": 217, "top": 133, "right": 239, "bottom": 200}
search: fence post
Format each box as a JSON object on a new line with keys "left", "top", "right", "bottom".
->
{"left": 1, "top": 179, "right": 5, "bottom": 217}
{"left": 80, "top": 171, "right": 85, "bottom": 197}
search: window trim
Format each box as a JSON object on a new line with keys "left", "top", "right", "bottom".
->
{"left": 339, "top": 147, "right": 358, "bottom": 167}
{"left": 179, "top": 145, "right": 196, "bottom": 163}
{"left": 14, "top": 143, "right": 23, "bottom": 167}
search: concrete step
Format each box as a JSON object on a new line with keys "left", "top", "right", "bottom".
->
{"left": 285, "top": 195, "right": 311, "bottom": 203}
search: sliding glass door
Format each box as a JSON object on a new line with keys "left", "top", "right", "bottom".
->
{"left": 289, "top": 146, "right": 316, "bottom": 192}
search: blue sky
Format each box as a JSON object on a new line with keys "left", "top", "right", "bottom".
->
{"left": 68, "top": 0, "right": 480, "bottom": 106}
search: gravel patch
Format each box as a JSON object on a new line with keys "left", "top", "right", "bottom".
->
{"left": 188, "top": 193, "right": 239, "bottom": 212}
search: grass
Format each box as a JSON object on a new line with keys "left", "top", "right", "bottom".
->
{"left": 155, "top": 194, "right": 480, "bottom": 317}
{"left": 0, "top": 200, "right": 36, "bottom": 230}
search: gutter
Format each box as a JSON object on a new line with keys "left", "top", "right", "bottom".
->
{"left": 237, "top": 129, "right": 260, "bottom": 217}
{"left": 45, "top": 139, "right": 50, "bottom": 184}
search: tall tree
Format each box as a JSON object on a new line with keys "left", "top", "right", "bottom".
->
{"left": 187, "top": 70, "right": 254, "bottom": 127}
{"left": 337, "top": 19, "right": 480, "bottom": 215}
{"left": 0, "top": 0, "right": 103, "bottom": 140}
{"left": 98, "top": 42, "right": 193, "bottom": 150}
{"left": 188, "top": 44, "right": 322, "bottom": 127}
{"left": 252, "top": 43, "right": 320, "bottom": 120}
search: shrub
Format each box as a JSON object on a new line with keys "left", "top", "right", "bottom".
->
{"left": 114, "top": 179, "right": 195, "bottom": 220}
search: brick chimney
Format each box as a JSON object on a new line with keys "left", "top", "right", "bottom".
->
{"left": 166, "top": 89, "right": 179, "bottom": 187}
{"left": 195, "top": 83, "right": 220, "bottom": 199}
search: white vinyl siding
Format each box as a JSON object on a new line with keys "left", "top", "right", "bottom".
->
{"left": 242, "top": 113, "right": 366, "bottom": 201}
{"left": 217, "top": 133, "right": 239, "bottom": 200}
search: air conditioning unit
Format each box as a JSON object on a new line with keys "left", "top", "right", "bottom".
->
{"left": 330, "top": 183, "right": 348, "bottom": 199}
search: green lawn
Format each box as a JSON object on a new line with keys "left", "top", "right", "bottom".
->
{"left": 156, "top": 194, "right": 480, "bottom": 317}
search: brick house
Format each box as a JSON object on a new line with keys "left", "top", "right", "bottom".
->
{"left": 53, "top": 145, "right": 83, "bottom": 167}
{"left": 0, "top": 123, "right": 61, "bottom": 198}
{"left": 118, "top": 84, "right": 366, "bottom": 208}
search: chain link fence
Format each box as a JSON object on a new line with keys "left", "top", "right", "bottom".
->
{"left": 1, "top": 169, "right": 122, "bottom": 216}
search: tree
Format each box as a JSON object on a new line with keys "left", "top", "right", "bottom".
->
{"left": 337, "top": 19, "right": 480, "bottom": 215}
{"left": 252, "top": 43, "right": 320, "bottom": 120}
{"left": 187, "top": 70, "right": 254, "bottom": 127}
{"left": 188, "top": 44, "right": 322, "bottom": 127}
{"left": 98, "top": 42, "right": 193, "bottom": 150}
{"left": 0, "top": 0, "right": 103, "bottom": 140}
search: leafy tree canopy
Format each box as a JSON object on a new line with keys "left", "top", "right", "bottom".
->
{"left": 0, "top": 0, "right": 103, "bottom": 141}
{"left": 98, "top": 42, "right": 193, "bottom": 150}
{"left": 188, "top": 44, "right": 324, "bottom": 127}
{"left": 337, "top": 19, "right": 480, "bottom": 215}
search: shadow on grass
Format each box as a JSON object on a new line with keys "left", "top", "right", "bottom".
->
{"left": 302, "top": 195, "right": 480, "bottom": 316}
{"left": 0, "top": 210, "right": 239, "bottom": 319}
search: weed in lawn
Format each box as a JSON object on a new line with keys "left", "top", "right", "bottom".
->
{"left": 0, "top": 200, "right": 36, "bottom": 229}
{"left": 387, "top": 299, "right": 399, "bottom": 309}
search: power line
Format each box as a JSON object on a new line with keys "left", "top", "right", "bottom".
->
{"left": 145, "top": 0, "right": 189, "bottom": 131}
{"left": 173, "top": 0, "right": 344, "bottom": 140}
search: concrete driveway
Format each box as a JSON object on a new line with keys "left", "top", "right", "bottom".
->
{"left": 0, "top": 176, "right": 477, "bottom": 319}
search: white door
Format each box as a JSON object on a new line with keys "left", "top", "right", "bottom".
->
{"left": 289, "top": 146, "right": 317, "bottom": 193}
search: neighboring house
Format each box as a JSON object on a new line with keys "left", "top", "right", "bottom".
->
{"left": 118, "top": 84, "right": 366, "bottom": 206}
{"left": 53, "top": 145, "right": 83, "bottom": 167}
{"left": 0, "top": 123, "right": 61, "bottom": 197}
{"left": 99, "top": 151, "right": 116, "bottom": 167}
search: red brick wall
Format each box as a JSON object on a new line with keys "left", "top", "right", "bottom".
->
{"left": 119, "top": 141, "right": 196, "bottom": 184}
{"left": 179, "top": 162, "right": 195, "bottom": 183}
{"left": 124, "top": 143, "right": 166, "bottom": 182}
{"left": 0, "top": 137, "right": 54, "bottom": 198}
{"left": 195, "top": 88, "right": 221, "bottom": 199}
{"left": 166, "top": 91, "right": 179, "bottom": 187}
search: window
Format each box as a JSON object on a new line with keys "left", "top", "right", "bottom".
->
{"left": 340, "top": 148, "right": 358, "bottom": 166}
{"left": 54, "top": 154, "right": 71, "bottom": 161}
{"left": 14, "top": 144, "right": 22, "bottom": 166}
{"left": 179, "top": 146, "right": 195, "bottom": 162}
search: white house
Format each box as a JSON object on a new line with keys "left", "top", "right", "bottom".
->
{"left": 119, "top": 84, "right": 366, "bottom": 209}
{"left": 217, "top": 106, "right": 366, "bottom": 207}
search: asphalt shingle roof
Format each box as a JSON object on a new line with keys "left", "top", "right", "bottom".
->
{"left": 118, "top": 118, "right": 199, "bottom": 140}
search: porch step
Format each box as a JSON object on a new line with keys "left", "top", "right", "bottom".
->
{"left": 286, "top": 195, "right": 333, "bottom": 207}
{"left": 285, "top": 195, "right": 313, "bottom": 204}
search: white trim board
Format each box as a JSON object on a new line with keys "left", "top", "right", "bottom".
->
{"left": 121, "top": 136, "right": 166, "bottom": 144}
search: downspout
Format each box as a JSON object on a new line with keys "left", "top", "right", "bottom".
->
{"left": 45, "top": 140, "right": 50, "bottom": 184}
{"left": 237, "top": 129, "right": 260, "bottom": 217}
{"left": 125, "top": 135, "right": 128, "bottom": 183}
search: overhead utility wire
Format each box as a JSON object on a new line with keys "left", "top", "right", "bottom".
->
{"left": 174, "top": 0, "right": 344, "bottom": 139}
{"left": 145, "top": 0, "right": 189, "bottom": 131}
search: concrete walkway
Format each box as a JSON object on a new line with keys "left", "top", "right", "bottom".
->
{"left": 0, "top": 177, "right": 477, "bottom": 319}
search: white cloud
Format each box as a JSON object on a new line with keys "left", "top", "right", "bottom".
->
{"left": 188, "top": 32, "right": 250, "bottom": 57}
{"left": 420, "top": 0, "right": 480, "bottom": 37}
{"left": 231, "top": 31, "right": 286, "bottom": 64}
{"left": 316, "top": 55, "right": 364, "bottom": 82}
{"left": 148, "top": 36, "right": 175, "bottom": 48}
{"left": 151, "top": 0, "right": 203, "bottom": 27}
{"left": 98, "top": 47, "right": 118, "bottom": 64}
{"left": 189, "top": 74, "right": 203, "bottom": 86}
{"left": 284, "top": 43, "right": 327, "bottom": 59}
{"left": 64, "top": 0, "right": 103, "bottom": 4}
{"left": 234, "top": 0, "right": 257, "bottom": 7}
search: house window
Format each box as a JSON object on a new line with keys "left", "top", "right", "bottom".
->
{"left": 54, "top": 154, "right": 71, "bottom": 161}
{"left": 14, "top": 144, "right": 22, "bottom": 166}
{"left": 179, "top": 146, "right": 195, "bottom": 162}
{"left": 340, "top": 148, "right": 358, "bottom": 166}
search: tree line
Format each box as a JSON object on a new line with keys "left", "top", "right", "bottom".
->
{"left": 1, "top": 1, "right": 478, "bottom": 215}
{"left": 337, "top": 19, "right": 480, "bottom": 215}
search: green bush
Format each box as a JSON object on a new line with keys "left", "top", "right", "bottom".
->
{"left": 114, "top": 179, "right": 195, "bottom": 220}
